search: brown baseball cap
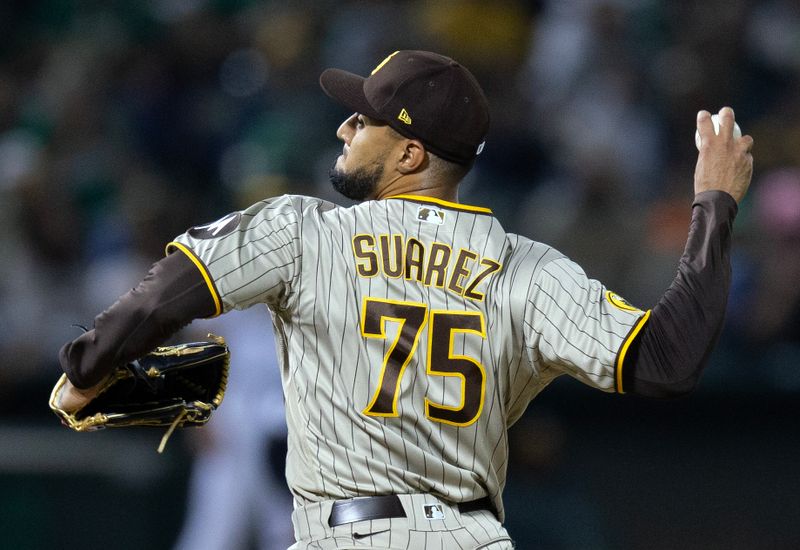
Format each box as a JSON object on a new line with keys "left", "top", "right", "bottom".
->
{"left": 320, "top": 50, "right": 489, "bottom": 165}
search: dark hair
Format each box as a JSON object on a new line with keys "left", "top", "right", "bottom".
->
{"left": 383, "top": 123, "right": 474, "bottom": 185}
{"left": 427, "top": 152, "right": 474, "bottom": 185}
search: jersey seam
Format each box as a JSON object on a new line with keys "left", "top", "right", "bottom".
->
{"left": 281, "top": 198, "right": 306, "bottom": 315}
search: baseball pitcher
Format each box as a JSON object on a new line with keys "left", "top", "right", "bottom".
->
{"left": 55, "top": 51, "right": 753, "bottom": 549}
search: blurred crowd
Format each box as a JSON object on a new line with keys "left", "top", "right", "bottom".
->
{"left": 2, "top": 0, "right": 800, "bottom": 411}
{"left": 3, "top": 1, "right": 800, "bottom": 548}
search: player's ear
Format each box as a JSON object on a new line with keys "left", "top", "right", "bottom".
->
{"left": 396, "top": 139, "right": 427, "bottom": 174}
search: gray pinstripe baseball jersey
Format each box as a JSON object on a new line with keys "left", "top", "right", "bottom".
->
{"left": 169, "top": 193, "right": 648, "bottom": 522}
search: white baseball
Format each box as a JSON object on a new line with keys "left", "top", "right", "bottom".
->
{"left": 695, "top": 113, "right": 742, "bottom": 150}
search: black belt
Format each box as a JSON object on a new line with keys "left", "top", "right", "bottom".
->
{"left": 328, "top": 495, "right": 494, "bottom": 527}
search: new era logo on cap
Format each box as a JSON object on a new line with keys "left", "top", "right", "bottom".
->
{"left": 320, "top": 50, "right": 490, "bottom": 164}
{"left": 398, "top": 108, "right": 412, "bottom": 125}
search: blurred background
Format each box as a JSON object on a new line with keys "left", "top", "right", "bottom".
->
{"left": 1, "top": 0, "right": 799, "bottom": 548}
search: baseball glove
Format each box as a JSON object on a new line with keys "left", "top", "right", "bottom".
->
{"left": 49, "top": 335, "right": 230, "bottom": 452}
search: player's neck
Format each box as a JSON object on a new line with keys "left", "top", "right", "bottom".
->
{"left": 374, "top": 174, "right": 459, "bottom": 203}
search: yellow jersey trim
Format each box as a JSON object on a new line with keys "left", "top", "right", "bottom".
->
{"left": 616, "top": 309, "right": 651, "bottom": 394}
{"left": 605, "top": 290, "right": 643, "bottom": 313}
{"left": 165, "top": 241, "right": 222, "bottom": 317}
{"left": 388, "top": 194, "right": 493, "bottom": 214}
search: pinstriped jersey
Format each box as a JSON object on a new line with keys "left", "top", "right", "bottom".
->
{"left": 169, "top": 194, "right": 648, "bottom": 521}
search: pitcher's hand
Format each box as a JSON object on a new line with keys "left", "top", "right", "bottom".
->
{"left": 694, "top": 107, "right": 754, "bottom": 203}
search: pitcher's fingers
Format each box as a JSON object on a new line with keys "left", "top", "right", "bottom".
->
{"left": 697, "top": 110, "right": 713, "bottom": 145}
{"left": 738, "top": 134, "right": 754, "bottom": 154}
{"left": 717, "top": 106, "right": 735, "bottom": 137}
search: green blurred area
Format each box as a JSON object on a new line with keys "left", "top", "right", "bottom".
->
{"left": 2, "top": 1, "right": 800, "bottom": 548}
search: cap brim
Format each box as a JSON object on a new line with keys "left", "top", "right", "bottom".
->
{"left": 319, "top": 68, "right": 382, "bottom": 120}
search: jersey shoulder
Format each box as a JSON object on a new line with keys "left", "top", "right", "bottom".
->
{"left": 490, "top": 232, "right": 568, "bottom": 313}
{"left": 500, "top": 232, "right": 567, "bottom": 279}
{"left": 242, "top": 194, "right": 339, "bottom": 217}
{"left": 235, "top": 194, "right": 342, "bottom": 236}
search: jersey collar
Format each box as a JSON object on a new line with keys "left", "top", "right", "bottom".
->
{"left": 387, "top": 194, "right": 492, "bottom": 214}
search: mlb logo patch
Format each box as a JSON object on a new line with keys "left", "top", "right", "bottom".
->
{"left": 417, "top": 206, "right": 445, "bottom": 225}
{"left": 423, "top": 503, "right": 446, "bottom": 520}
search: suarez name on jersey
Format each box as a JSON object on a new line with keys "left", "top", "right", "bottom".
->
{"left": 351, "top": 233, "right": 502, "bottom": 301}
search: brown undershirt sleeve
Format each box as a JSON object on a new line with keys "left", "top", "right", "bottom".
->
{"left": 621, "top": 190, "right": 738, "bottom": 398}
{"left": 59, "top": 250, "right": 217, "bottom": 389}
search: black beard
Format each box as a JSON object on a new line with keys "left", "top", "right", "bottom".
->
{"left": 329, "top": 161, "right": 383, "bottom": 201}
